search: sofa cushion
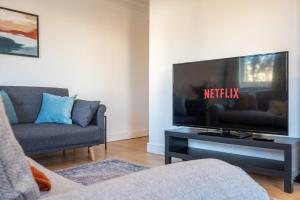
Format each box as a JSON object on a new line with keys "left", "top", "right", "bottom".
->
{"left": 12, "top": 124, "right": 101, "bottom": 153}
{"left": 30, "top": 164, "right": 52, "bottom": 192}
{"left": 0, "top": 86, "right": 69, "bottom": 123}
{"left": 0, "top": 90, "right": 19, "bottom": 124}
{"left": 0, "top": 98, "right": 40, "bottom": 200}
{"left": 35, "top": 93, "right": 75, "bottom": 125}
{"left": 72, "top": 100, "right": 100, "bottom": 127}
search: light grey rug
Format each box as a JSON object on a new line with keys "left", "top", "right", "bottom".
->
{"left": 56, "top": 159, "right": 149, "bottom": 186}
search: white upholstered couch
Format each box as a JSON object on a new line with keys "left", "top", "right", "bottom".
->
{"left": 34, "top": 158, "right": 270, "bottom": 200}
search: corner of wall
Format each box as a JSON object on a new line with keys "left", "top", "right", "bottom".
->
{"left": 147, "top": 142, "right": 164, "bottom": 155}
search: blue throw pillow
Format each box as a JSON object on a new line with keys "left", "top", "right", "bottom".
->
{"left": 35, "top": 93, "right": 75, "bottom": 124}
{"left": 0, "top": 90, "right": 19, "bottom": 124}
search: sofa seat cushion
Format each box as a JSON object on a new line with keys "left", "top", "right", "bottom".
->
{"left": 12, "top": 123, "right": 101, "bottom": 153}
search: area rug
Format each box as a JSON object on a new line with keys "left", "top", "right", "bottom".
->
{"left": 56, "top": 159, "right": 149, "bottom": 186}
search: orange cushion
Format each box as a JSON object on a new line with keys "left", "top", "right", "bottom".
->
{"left": 30, "top": 165, "right": 52, "bottom": 192}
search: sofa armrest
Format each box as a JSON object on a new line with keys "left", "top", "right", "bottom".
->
{"left": 94, "top": 104, "right": 107, "bottom": 127}
{"left": 91, "top": 104, "right": 107, "bottom": 144}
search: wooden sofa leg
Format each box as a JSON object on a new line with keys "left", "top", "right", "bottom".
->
{"left": 88, "top": 147, "right": 95, "bottom": 161}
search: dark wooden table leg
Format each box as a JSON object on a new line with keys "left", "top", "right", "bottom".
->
{"left": 104, "top": 116, "right": 107, "bottom": 150}
{"left": 284, "top": 178, "right": 293, "bottom": 193}
{"left": 165, "top": 135, "right": 171, "bottom": 164}
{"left": 165, "top": 156, "right": 171, "bottom": 164}
{"left": 284, "top": 149, "right": 293, "bottom": 193}
{"left": 295, "top": 175, "right": 300, "bottom": 183}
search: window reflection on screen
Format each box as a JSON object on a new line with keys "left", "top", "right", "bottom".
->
{"left": 239, "top": 54, "right": 275, "bottom": 88}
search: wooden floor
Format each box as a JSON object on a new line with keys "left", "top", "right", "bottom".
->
{"left": 31, "top": 137, "right": 300, "bottom": 200}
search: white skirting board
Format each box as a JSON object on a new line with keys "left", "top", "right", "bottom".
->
{"left": 147, "top": 142, "right": 165, "bottom": 155}
{"left": 107, "top": 129, "right": 148, "bottom": 142}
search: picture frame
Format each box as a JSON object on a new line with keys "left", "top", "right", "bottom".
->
{"left": 0, "top": 7, "right": 39, "bottom": 57}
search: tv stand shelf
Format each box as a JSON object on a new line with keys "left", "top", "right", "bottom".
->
{"left": 165, "top": 128, "right": 300, "bottom": 193}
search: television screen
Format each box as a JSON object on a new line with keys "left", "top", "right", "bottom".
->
{"left": 173, "top": 52, "right": 288, "bottom": 135}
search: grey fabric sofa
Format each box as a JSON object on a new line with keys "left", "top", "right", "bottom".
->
{"left": 0, "top": 86, "right": 106, "bottom": 156}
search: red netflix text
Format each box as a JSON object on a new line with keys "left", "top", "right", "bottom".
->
{"left": 204, "top": 88, "right": 239, "bottom": 99}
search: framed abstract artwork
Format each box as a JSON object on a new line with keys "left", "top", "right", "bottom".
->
{"left": 0, "top": 7, "right": 39, "bottom": 57}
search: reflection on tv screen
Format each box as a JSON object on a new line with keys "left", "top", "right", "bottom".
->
{"left": 173, "top": 52, "right": 288, "bottom": 135}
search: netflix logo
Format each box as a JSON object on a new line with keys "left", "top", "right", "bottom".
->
{"left": 204, "top": 88, "right": 239, "bottom": 99}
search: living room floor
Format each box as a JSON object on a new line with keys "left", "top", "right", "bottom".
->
{"left": 32, "top": 137, "right": 300, "bottom": 200}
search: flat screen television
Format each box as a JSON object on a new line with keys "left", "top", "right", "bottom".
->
{"left": 173, "top": 51, "right": 288, "bottom": 135}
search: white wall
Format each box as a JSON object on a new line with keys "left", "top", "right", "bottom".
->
{"left": 0, "top": 0, "right": 149, "bottom": 141}
{"left": 148, "top": 0, "right": 300, "bottom": 159}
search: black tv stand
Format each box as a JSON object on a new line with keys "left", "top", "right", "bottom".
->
{"left": 198, "top": 130, "right": 252, "bottom": 139}
{"left": 252, "top": 137, "right": 275, "bottom": 142}
{"left": 165, "top": 128, "right": 300, "bottom": 193}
